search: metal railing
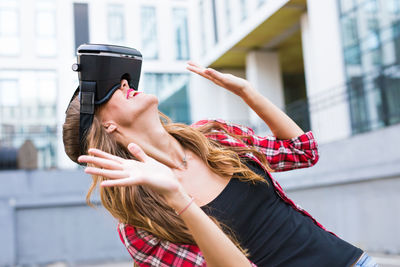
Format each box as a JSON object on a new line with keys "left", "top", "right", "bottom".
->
{"left": 0, "top": 126, "right": 58, "bottom": 170}
{"left": 284, "top": 63, "right": 400, "bottom": 136}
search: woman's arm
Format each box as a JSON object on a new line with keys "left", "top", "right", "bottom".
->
{"left": 79, "top": 144, "right": 251, "bottom": 267}
{"left": 240, "top": 89, "right": 304, "bottom": 139}
{"left": 187, "top": 62, "right": 304, "bottom": 139}
{"left": 167, "top": 188, "right": 251, "bottom": 267}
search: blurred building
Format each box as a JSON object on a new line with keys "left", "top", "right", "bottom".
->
{"left": 189, "top": 0, "right": 400, "bottom": 258}
{"left": 189, "top": 0, "right": 400, "bottom": 142}
{"left": 0, "top": 0, "right": 191, "bottom": 170}
{"left": 0, "top": 0, "right": 191, "bottom": 265}
{"left": 1, "top": 0, "right": 400, "bottom": 266}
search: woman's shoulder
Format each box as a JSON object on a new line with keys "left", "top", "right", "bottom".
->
{"left": 190, "top": 118, "right": 225, "bottom": 127}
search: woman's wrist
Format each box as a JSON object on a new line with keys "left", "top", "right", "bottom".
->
{"left": 239, "top": 85, "right": 258, "bottom": 100}
{"left": 164, "top": 185, "right": 193, "bottom": 212}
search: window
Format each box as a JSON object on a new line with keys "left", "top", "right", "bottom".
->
{"left": 339, "top": 0, "right": 356, "bottom": 13}
{"left": 348, "top": 76, "right": 369, "bottom": 133}
{"left": 36, "top": 0, "right": 57, "bottom": 57}
{"left": 341, "top": 16, "right": 361, "bottom": 65}
{"left": 387, "top": 0, "right": 400, "bottom": 14}
{"left": 141, "top": 6, "right": 158, "bottom": 60}
{"left": 73, "top": 3, "right": 89, "bottom": 52}
{"left": 173, "top": 8, "right": 190, "bottom": 60}
{"left": 342, "top": 16, "right": 359, "bottom": 47}
{"left": 258, "top": 0, "right": 267, "bottom": 7}
{"left": 211, "top": 0, "right": 219, "bottom": 44}
{"left": 0, "top": 80, "right": 19, "bottom": 107}
{"left": 199, "top": 0, "right": 207, "bottom": 54}
{"left": 0, "top": 70, "right": 58, "bottom": 169}
{"left": 224, "top": 0, "right": 232, "bottom": 35}
{"left": 143, "top": 73, "right": 191, "bottom": 124}
{"left": 0, "top": 0, "right": 20, "bottom": 56}
{"left": 240, "top": 0, "right": 247, "bottom": 21}
{"left": 366, "top": 18, "right": 381, "bottom": 65}
{"left": 393, "top": 20, "right": 400, "bottom": 63}
{"left": 338, "top": 0, "right": 400, "bottom": 134}
{"left": 364, "top": 0, "right": 378, "bottom": 13}
{"left": 107, "top": 4, "right": 125, "bottom": 44}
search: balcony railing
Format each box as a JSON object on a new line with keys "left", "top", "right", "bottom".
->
{"left": 284, "top": 63, "right": 400, "bottom": 136}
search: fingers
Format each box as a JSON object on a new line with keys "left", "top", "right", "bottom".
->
{"left": 186, "top": 65, "right": 208, "bottom": 78}
{"left": 187, "top": 61, "right": 198, "bottom": 67}
{"left": 187, "top": 62, "right": 220, "bottom": 78}
{"left": 84, "top": 167, "right": 128, "bottom": 179}
{"left": 87, "top": 148, "right": 124, "bottom": 164}
{"left": 127, "top": 143, "right": 147, "bottom": 162}
{"left": 204, "top": 68, "right": 222, "bottom": 79}
{"left": 100, "top": 177, "right": 142, "bottom": 187}
{"left": 78, "top": 155, "right": 123, "bottom": 170}
{"left": 187, "top": 62, "right": 227, "bottom": 86}
{"left": 187, "top": 65, "right": 223, "bottom": 85}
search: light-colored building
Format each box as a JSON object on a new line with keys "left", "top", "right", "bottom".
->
{"left": 0, "top": 0, "right": 192, "bottom": 169}
{"left": 1, "top": 0, "right": 400, "bottom": 265}
{"left": 189, "top": 0, "right": 400, "bottom": 258}
{"left": 0, "top": 0, "right": 192, "bottom": 265}
{"left": 189, "top": 0, "right": 400, "bottom": 143}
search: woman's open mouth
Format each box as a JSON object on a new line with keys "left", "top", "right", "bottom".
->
{"left": 127, "top": 89, "right": 141, "bottom": 99}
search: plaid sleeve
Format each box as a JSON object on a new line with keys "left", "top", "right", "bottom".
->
{"left": 118, "top": 223, "right": 258, "bottom": 267}
{"left": 118, "top": 223, "right": 206, "bottom": 267}
{"left": 192, "top": 119, "right": 319, "bottom": 172}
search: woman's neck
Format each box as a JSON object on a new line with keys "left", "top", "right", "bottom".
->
{"left": 119, "top": 121, "right": 186, "bottom": 169}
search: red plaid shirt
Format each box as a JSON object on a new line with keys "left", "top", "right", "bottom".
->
{"left": 118, "top": 119, "right": 326, "bottom": 267}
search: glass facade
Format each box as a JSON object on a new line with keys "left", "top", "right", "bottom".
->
{"left": 0, "top": 0, "right": 20, "bottom": 56}
{"left": 240, "top": 0, "right": 247, "bottom": 21}
{"left": 107, "top": 4, "right": 125, "bottom": 44}
{"left": 172, "top": 8, "right": 190, "bottom": 60}
{"left": 0, "top": 71, "right": 58, "bottom": 169}
{"left": 258, "top": 0, "right": 267, "bottom": 7}
{"left": 73, "top": 2, "right": 89, "bottom": 52}
{"left": 143, "top": 73, "right": 191, "bottom": 124}
{"left": 141, "top": 6, "right": 158, "bottom": 60}
{"left": 211, "top": 0, "right": 219, "bottom": 44}
{"left": 199, "top": 0, "right": 207, "bottom": 55}
{"left": 35, "top": 0, "right": 57, "bottom": 57}
{"left": 338, "top": 0, "right": 400, "bottom": 134}
{"left": 224, "top": 0, "right": 232, "bottom": 35}
{"left": 0, "top": 1, "right": 192, "bottom": 169}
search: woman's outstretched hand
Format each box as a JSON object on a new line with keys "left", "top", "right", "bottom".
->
{"left": 186, "top": 61, "right": 254, "bottom": 98}
{"left": 77, "top": 143, "right": 182, "bottom": 199}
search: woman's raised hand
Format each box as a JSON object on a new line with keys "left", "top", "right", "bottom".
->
{"left": 186, "top": 61, "right": 253, "bottom": 97}
{"left": 78, "top": 143, "right": 182, "bottom": 198}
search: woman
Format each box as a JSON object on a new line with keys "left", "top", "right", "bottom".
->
{"left": 63, "top": 61, "right": 377, "bottom": 267}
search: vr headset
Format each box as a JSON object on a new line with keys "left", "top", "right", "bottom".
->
{"left": 67, "top": 44, "right": 143, "bottom": 156}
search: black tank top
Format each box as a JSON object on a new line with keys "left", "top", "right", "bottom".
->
{"left": 201, "top": 159, "right": 363, "bottom": 267}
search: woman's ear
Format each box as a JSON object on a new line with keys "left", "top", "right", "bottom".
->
{"left": 103, "top": 122, "right": 117, "bottom": 134}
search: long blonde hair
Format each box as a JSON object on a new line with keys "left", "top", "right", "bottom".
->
{"left": 63, "top": 96, "right": 273, "bottom": 250}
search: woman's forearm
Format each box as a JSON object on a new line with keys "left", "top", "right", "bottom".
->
{"left": 166, "top": 189, "right": 252, "bottom": 267}
{"left": 241, "top": 87, "right": 304, "bottom": 139}
{"left": 186, "top": 63, "right": 304, "bottom": 139}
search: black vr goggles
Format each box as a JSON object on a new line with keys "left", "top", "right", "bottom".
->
{"left": 67, "top": 44, "right": 143, "bottom": 156}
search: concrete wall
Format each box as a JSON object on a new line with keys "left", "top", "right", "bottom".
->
{"left": 286, "top": 175, "right": 400, "bottom": 254}
{"left": 0, "top": 170, "right": 130, "bottom": 266}
{"left": 273, "top": 123, "right": 400, "bottom": 254}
